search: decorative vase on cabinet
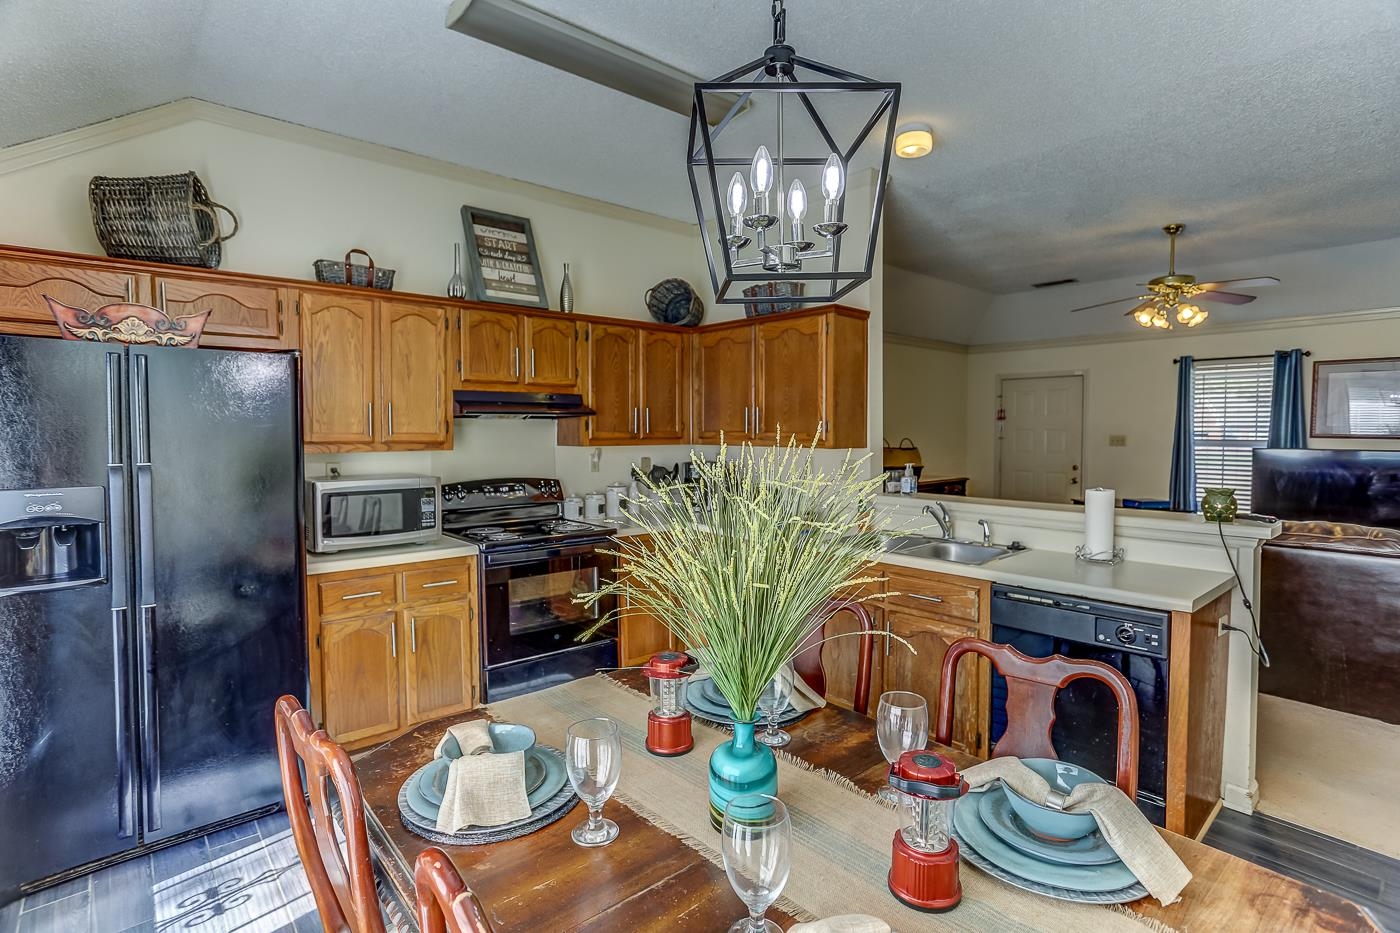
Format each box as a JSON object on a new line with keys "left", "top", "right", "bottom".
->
{"left": 559, "top": 262, "right": 575, "bottom": 312}
{"left": 447, "top": 243, "right": 468, "bottom": 299}
{"left": 708, "top": 720, "right": 778, "bottom": 830}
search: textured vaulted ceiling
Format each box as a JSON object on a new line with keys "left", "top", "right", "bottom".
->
{"left": 3, "top": 0, "right": 1400, "bottom": 293}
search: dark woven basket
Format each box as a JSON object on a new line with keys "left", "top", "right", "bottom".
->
{"left": 313, "top": 249, "right": 395, "bottom": 290}
{"left": 743, "top": 281, "right": 805, "bottom": 317}
{"left": 89, "top": 171, "right": 238, "bottom": 268}
{"left": 644, "top": 278, "right": 704, "bottom": 326}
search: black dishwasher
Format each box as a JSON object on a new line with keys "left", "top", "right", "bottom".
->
{"left": 989, "top": 584, "right": 1170, "bottom": 826}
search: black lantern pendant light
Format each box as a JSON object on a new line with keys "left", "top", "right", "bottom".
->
{"left": 688, "top": 1, "right": 901, "bottom": 306}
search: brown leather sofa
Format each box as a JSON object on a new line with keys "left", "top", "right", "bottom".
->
{"left": 1259, "top": 521, "right": 1400, "bottom": 725}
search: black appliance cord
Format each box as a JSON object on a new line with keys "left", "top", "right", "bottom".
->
{"left": 1216, "top": 520, "right": 1270, "bottom": 668}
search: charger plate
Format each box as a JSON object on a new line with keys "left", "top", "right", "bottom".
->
{"left": 686, "top": 679, "right": 805, "bottom": 728}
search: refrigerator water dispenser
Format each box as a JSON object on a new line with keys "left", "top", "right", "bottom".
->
{"left": 0, "top": 486, "right": 106, "bottom": 595}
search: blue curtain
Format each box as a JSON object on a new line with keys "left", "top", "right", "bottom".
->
{"left": 1169, "top": 356, "right": 1197, "bottom": 512}
{"left": 1269, "top": 349, "right": 1307, "bottom": 448}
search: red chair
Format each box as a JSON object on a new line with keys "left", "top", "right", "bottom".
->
{"left": 933, "top": 637, "right": 1141, "bottom": 797}
{"left": 793, "top": 599, "right": 877, "bottom": 715}
{"left": 415, "top": 847, "right": 496, "bottom": 933}
{"left": 274, "top": 695, "right": 395, "bottom": 933}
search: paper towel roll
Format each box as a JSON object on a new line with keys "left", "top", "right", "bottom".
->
{"left": 1084, "top": 487, "right": 1116, "bottom": 558}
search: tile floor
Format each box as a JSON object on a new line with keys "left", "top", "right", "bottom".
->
{"left": 0, "top": 812, "right": 319, "bottom": 933}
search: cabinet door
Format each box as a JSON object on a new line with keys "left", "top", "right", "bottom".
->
{"left": 460, "top": 307, "right": 521, "bottom": 386}
{"left": 301, "top": 291, "right": 376, "bottom": 445}
{"left": 815, "top": 596, "right": 882, "bottom": 714}
{"left": 882, "top": 610, "right": 981, "bottom": 754}
{"left": 523, "top": 315, "right": 578, "bottom": 390}
{"left": 755, "top": 314, "right": 825, "bottom": 445}
{"left": 640, "top": 329, "right": 688, "bottom": 442}
{"left": 380, "top": 301, "right": 450, "bottom": 446}
{"left": 155, "top": 275, "right": 289, "bottom": 350}
{"left": 694, "top": 327, "right": 755, "bottom": 443}
{"left": 0, "top": 254, "right": 138, "bottom": 337}
{"left": 586, "top": 324, "right": 641, "bottom": 442}
{"left": 403, "top": 601, "right": 475, "bottom": 724}
{"left": 321, "top": 613, "right": 401, "bottom": 745}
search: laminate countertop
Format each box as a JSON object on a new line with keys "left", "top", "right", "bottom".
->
{"left": 305, "top": 537, "right": 478, "bottom": 575}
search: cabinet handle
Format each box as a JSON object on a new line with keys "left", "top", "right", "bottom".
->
{"left": 125, "top": 277, "right": 135, "bottom": 303}
{"left": 276, "top": 297, "right": 284, "bottom": 334}
{"left": 410, "top": 617, "right": 418, "bottom": 653}
{"left": 420, "top": 579, "right": 460, "bottom": 589}
{"left": 743, "top": 406, "right": 749, "bottom": 433}
{"left": 644, "top": 407, "right": 651, "bottom": 435}
{"left": 632, "top": 407, "right": 639, "bottom": 435}
{"left": 513, "top": 346, "right": 520, "bottom": 377}
{"left": 341, "top": 590, "right": 384, "bottom": 600}
{"left": 818, "top": 419, "right": 826, "bottom": 439}
{"left": 157, "top": 282, "right": 167, "bottom": 311}
{"left": 908, "top": 593, "right": 944, "bottom": 604}
{"left": 885, "top": 613, "right": 892, "bottom": 657}
{"left": 530, "top": 348, "right": 537, "bottom": 378}
{"left": 387, "top": 401, "right": 395, "bottom": 436}
{"left": 755, "top": 405, "right": 761, "bottom": 434}
{"left": 390, "top": 620, "right": 398, "bottom": 659}
{"left": 366, "top": 402, "right": 373, "bottom": 436}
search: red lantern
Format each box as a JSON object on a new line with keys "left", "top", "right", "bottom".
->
{"left": 887, "top": 750, "right": 968, "bottom": 912}
{"left": 642, "top": 651, "right": 693, "bottom": 756}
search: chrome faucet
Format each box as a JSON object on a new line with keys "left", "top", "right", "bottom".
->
{"left": 922, "top": 502, "right": 953, "bottom": 539}
{"left": 977, "top": 519, "right": 992, "bottom": 547}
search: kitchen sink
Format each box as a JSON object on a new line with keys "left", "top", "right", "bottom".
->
{"left": 882, "top": 535, "right": 1020, "bottom": 565}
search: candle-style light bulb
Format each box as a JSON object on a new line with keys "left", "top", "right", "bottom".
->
{"left": 751, "top": 145, "right": 774, "bottom": 196}
{"left": 787, "top": 179, "right": 807, "bottom": 222}
{"left": 727, "top": 172, "right": 748, "bottom": 219}
{"left": 821, "top": 153, "right": 845, "bottom": 202}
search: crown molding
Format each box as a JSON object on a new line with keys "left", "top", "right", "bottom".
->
{"left": 0, "top": 98, "right": 696, "bottom": 235}
{"left": 964, "top": 305, "right": 1400, "bottom": 354}
{"left": 883, "top": 331, "right": 970, "bottom": 353}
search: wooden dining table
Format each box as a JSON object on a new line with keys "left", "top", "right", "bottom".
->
{"left": 352, "top": 672, "right": 1378, "bottom": 932}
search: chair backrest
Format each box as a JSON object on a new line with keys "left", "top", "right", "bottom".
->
{"left": 274, "top": 695, "right": 386, "bottom": 933}
{"left": 793, "top": 598, "right": 876, "bottom": 715}
{"left": 414, "top": 847, "right": 496, "bottom": 933}
{"left": 933, "top": 638, "right": 1141, "bottom": 797}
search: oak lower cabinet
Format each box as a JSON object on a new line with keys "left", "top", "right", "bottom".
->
{"left": 309, "top": 556, "right": 480, "bottom": 749}
{"left": 558, "top": 324, "right": 691, "bottom": 446}
{"left": 808, "top": 581, "right": 885, "bottom": 713}
{"left": 615, "top": 536, "right": 676, "bottom": 666}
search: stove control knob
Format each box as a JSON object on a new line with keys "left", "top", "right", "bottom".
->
{"left": 1114, "top": 624, "right": 1137, "bottom": 646}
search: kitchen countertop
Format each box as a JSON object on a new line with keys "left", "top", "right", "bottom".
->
{"left": 305, "top": 537, "right": 478, "bottom": 575}
{"left": 878, "top": 547, "right": 1235, "bottom": 613}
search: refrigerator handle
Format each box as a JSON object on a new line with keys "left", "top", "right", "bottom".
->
{"left": 112, "top": 608, "right": 136, "bottom": 838}
{"left": 137, "top": 605, "right": 160, "bottom": 833}
{"left": 130, "top": 351, "right": 161, "bottom": 832}
{"left": 106, "top": 351, "right": 137, "bottom": 839}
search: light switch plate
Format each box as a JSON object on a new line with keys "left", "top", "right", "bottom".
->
{"left": 1108, "top": 434, "right": 1127, "bottom": 447}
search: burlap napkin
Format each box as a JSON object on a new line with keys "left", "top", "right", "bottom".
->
{"left": 789, "top": 915, "right": 890, "bottom": 933}
{"left": 691, "top": 663, "right": 827, "bottom": 714}
{"left": 433, "top": 720, "right": 492, "bottom": 759}
{"left": 963, "top": 757, "right": 1192, "bottom": 906}
{"left": 434, "top": 749, "right": 532, "bottom": 833}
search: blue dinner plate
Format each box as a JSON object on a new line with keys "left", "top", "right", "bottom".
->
{"left": 687, "top": 681, "right": 804, "bottom": 727}
{"left": 953, "top": 789, "right": 1139, "bottom": 893}
{"left": 406, "top": 747, "right": 567, "bottom": 821}
{"left": 979, "top": 785, "right": 1120, "bottom": 867}
{"left": 698, "top": 678, "right": 799, "bottom": 716}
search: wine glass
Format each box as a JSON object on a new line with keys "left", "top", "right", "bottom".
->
{"left": 876, "top": 691, "right": 928, "bottom": 802}
{"left": 721, "top": 794, "right": 791, "bottom": 933}
{"left": 755, "top": 669, "right": 791, "bottom": 748}
{"left": 565, "top": 717, "right": 622, "bottom": 847}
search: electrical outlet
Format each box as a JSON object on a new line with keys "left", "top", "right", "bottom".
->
{"left": 325, "top": 462, "right": 342, "bottom": 477}
{"left": 1108, "top": 434, "right": 1127, "bottom": 447}
{"left": 589, "top": 448, "right": 602, "bottom": 473}
{"left": 1218, "top": 613, "right": 1230, "bottom": 637}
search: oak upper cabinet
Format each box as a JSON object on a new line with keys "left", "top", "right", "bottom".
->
{"left": 301, "top": 291, "right": 376, "bottom": 446}
{"left": 523, "top": 315, "right": 578, "bottom": 389}
{"left": 0, "top": 252, "right": 142, "bottom": 337}
{"left": 694, "top": 326, "right": 756, "bottom": 442}
{"left": 320, "top": 612, "right": 401, "bottom": 746}
{"left": 458, "top": 306, "right": 581, "bottom": 392}
{"left": 640, "top": 330, "right": 689, "bottom": 442}
{"left": 379, "top": 301, "right": 451, "bottom": 447}
{"left": 559, "top": 322, "right": 690, "bottom": 446}
{"left": 153, "top": 274, "right": 293, "bottom": 350}
{"left": 754, "top": 314, "right": 825, "bottom": 445}
{"left": 460, "top": 307, "right": 520, "bottom": 386}
{"left": 587, "top": 324, "right": 641, "bottom": 442}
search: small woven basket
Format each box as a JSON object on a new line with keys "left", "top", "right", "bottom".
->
{"left": 88, "top": 171, "right": 239, "bottom": 268}
{"left": 313, "top": 249, "right": 395, "bottom": 290}
{"left": 644, "top": 278, "right": 704, "bottom": 326}
{"left": 742, "top": 281, "right": 805, "bottom": 317}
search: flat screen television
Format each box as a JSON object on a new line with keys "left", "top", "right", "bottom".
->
{"left": 1252, "top": 449, "right": 1400, "bottom": 528}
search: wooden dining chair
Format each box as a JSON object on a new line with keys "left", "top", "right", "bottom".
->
{"left": 274, "top": 695, "right": 409, "bottom": 933}
{"left": 414, "top": 847, "right": 496, "bottom": 933}
{"left": 933, "top": 637, "right": 1141, "bottom": 797}
{"left": 793, "top": 598, "right": 877, "bottom": 714}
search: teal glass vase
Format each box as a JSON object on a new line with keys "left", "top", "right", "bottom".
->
{"left": 708, "top": 720, "right": 778, "bottom": 830}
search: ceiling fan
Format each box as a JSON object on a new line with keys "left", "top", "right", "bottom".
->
{"left": 1070, "top": 224, "right": 1279, "bottom": 329}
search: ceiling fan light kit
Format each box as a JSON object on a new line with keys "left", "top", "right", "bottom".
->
{"left": 688, "top": 0, "right": 901, "bottom": 305}
{"left": 1069, "top": 223, "right": 1278, "bottom": 331}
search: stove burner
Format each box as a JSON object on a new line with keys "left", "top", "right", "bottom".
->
{"left": 541, "top": 520, "right": 595, "bottom": 533}
{"left": 480, "top": 531, "right": 523, "bottom": 541}
{"left": 472, "top": 526, "right": 505, "bottom": 534}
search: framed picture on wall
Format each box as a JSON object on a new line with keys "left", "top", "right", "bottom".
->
{"left": 460, "top": 206, "right": 549, "bottom": 308}
{"left": 1311, "top": 357, "right": 1400, "bottom": 438}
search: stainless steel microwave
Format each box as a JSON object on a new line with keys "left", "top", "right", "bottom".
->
{"left": 305, "top": 474, "right": 441, "bottom": 553}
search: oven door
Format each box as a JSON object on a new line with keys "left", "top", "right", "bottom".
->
{"left": 312, "top": 483, "right": 439, "bottom": 552}
{"left": 480, "top": 540, "right": 618, "bottom": 669}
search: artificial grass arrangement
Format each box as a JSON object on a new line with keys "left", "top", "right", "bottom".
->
{"left": 580, "top": 437, "right": 896, "bottom": 723}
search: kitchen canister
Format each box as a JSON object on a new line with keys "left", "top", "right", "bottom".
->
{"left": 605, "top": 482, "right": 628, "bottom": 519}
{"left": 584, "top": 492, "right": 606, "bottom": 521}
{"left": 563, "top": 496, "right": 584, "bottom": 521}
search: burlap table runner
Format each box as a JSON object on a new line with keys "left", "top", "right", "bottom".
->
{"left": 489, "top": 676, "right": 1171, "bottom": 932}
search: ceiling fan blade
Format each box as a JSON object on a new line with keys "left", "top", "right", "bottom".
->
{"left": 1196, "top": 290, "right": 1256, "bottom": 305}
{"left": 445, "top": 0, "right": 743, "bottom": 124}
{"left": 1196, "top": 276, "right": 1280, "bottom": 291}
{"left": 1070, "top": 295, "right": 1149, "bottom": 313}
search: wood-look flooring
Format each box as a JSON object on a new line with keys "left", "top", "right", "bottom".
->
{"left": 1204, "top": 807, "right": 1400, "bottom": 932}
{"left": 0, "top": 812, "right": 318, "bottom": 933}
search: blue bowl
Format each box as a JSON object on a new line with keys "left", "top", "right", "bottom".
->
{"left": 440, "top": 723, "right": 536, "bottom": 758}
{"left": 1001, "top": 758, "right": 1105, "bottom": 841}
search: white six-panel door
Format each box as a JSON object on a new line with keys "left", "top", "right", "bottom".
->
{"left": 997, "top": 374, "right": 1084, "bottom": 502}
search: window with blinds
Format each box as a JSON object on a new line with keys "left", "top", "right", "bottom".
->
{"left": 1192, "top": 357, "right": 1274, "bottom": 511}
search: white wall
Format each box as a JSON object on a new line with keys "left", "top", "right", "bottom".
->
{"left": 883, "top": 265, "right": 991, "bottom": 344}
{"left": 882, "top": 335, "right": 968, "bottom": 478}
{"left": 963, "top": 311, "right": 1400, "bottom": 498}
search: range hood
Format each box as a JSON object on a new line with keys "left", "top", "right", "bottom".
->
{"left": 452, "top": 390, "right": 595, "bottom": 419}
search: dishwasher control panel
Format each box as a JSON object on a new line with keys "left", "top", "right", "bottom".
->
{"left": 1094, "top": 617, "right": 1165, "bottom": 656}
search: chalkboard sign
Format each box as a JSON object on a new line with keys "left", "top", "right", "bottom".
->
{"left": 460, "top": 206, "right": 549, "bottom": 309}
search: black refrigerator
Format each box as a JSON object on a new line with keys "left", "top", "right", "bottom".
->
{"left": 0, "top": 335, "right": 307, "bottom": 904}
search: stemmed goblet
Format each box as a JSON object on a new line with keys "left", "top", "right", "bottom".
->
{"left": 721, "top": 794, "right": 791, "bottom": 933}
{"left": 875, "top": 690, "right": 928, "bottom": 802}
{"left": 755, "top": 669, "right": 792, "bottom": 748}
{"left": 565, "top": 717, "right": 622, "bottom": 847}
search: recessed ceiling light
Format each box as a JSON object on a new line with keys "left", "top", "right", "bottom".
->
{"left": 894, "top": 123, "right": 934, "bottom": 158}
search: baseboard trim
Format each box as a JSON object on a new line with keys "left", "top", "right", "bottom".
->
{"left": 1223, "top": 779, "right": 1259, "bottom": 815}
